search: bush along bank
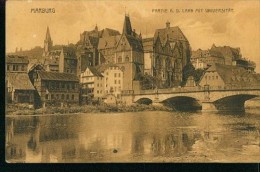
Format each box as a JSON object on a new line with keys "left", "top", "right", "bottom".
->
{"left": 6, "top": 104, "right": 173, "bottom": 116}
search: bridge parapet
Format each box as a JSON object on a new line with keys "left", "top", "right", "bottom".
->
{"left": 137, "top": 86, "right": 260, "bottom": 96}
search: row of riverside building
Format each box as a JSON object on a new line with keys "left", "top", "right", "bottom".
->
{"left": 6, "top": 14, "right": 260, "bottom": 108}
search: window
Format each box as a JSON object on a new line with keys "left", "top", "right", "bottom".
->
{"left": 118, "top": 56, "right": 122, "bottom": 63}
{"left": 125, "top": 56, "right": 129, "bottom": 62}
{"left": 97, "top": 83, "right": 99, "bottom": 87}
{"left": 100, "top": 90, "right": 102, "bottom": 94}
{"left": 72, "top": 95, "right": 74, "bottom": 100}
{"left": 114, "top": 73, "right": 117, "bottom": 77}
{"left": 56, "top": 94, "right": 59, "bottom": 99}
{"left": 66, "top": 94, "right": 69, "bottom": 100}
{"left": 115, "top": 80, "right": 117, "bottom": 84}
{"left": 51, "top": 94, "right": 54, "bottom": 100}
{"left": 45, "top": 94, "right": 49, "bottom": 100}
{"left": 212, "top": 76, "right": 214, "bottom": 80}
{"left": 61, "top": 94, "right": 64, "bottom": 100}
{"left": 118, "top": 73, "right": 121, "bottom": 77}
{"left": 7, "top": 65, "right": 10, "bottom": 71}
{"left": 13, "top": 65, "right": 18, "bottom": 71}
{"left": 118, "top": 80, "right": 121, "bottom": 84}
{"left": 216, "top": 76, "right": 218, "bottom": 79}
{"left": 97, "top": 90, "right": 99, "bottom": 94}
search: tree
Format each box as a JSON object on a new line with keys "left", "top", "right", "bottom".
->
{"left": 193, "top": 69, "right": 205, "bottom": 83}
{"left": 181, "top": 62, "right": 195, "bottom": 86}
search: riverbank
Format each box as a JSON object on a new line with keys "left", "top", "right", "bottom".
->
{"left": 6, "top": 104, "right": 173, "bottom": 116}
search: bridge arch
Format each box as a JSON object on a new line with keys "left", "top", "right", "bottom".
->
{"left": 212, "top": 94, "right": 259, "bottom": 111}
{"left": 135, "top": 98, "right": 153, "bottom": 105}
{"left": 162, "top": 96, "right": 202, "bottom": 111}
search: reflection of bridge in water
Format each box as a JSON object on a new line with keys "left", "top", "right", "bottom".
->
{"left": 123, "top": 87, "right": 260, "bottom": 111}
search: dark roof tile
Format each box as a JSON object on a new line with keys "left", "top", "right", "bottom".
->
{"left": 37, "top": 71, "right": 79, "bottom": 82}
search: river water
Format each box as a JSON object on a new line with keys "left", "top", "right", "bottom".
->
{"left": 5, "top": 100, "right": 260, "bottom": 163}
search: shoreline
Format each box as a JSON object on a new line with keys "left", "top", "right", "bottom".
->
{"left": 5, "top": 98, "right": 260, "bottom": 117}
{"left": 6, "top": 104, "right": 173, "bottom": 116}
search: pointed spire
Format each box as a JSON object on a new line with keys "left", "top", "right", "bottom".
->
{"left": 139, "top": 31, "right": 142, "bottom": 39}
{"left": 45, "top": 26, "right": 52, "bottom": 41}
{"left": 43, "top": 25, "right": 53, "bottom": 57}
{"left": 122, "top": 15, "right": 132, "bottom": 35}
{"left": 95, "top": 24, "right": 98, "bottom": 31}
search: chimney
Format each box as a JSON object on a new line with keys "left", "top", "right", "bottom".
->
{"left": 166, "top": 21, "right": 170, "bottom": 28}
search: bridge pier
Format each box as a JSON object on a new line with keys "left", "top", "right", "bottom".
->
{"left": 201, "top": 102, "right": 218, "bottom": 112}
{"left": 152, "top": 102, "right": 164, "bottom": 107}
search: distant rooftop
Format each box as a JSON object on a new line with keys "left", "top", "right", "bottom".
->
{"left": 6, "top": 55, "right": 29, "bottom": 64}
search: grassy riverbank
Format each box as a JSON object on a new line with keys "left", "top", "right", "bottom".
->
{"left": 6, "top": 104, "right": 173, "bottom": 116}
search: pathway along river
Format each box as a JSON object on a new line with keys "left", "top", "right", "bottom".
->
{"left": 5, "top": 100, "right": 260, "bottom": 162}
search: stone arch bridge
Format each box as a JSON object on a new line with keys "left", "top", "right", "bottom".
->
{"left": 122, "top": 87, "right": 260, "bottom": 112}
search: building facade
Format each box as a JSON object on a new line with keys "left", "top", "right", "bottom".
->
{"left": 102, "top": 65, "right": 124, "bottom": 98}
{"left": 6, "top": 55, "right": 29, "bottom": 73}
{"left": 31, "top": 71, "right": 79, "bottom": 107}
{"left": 199, "top": 63, "right": 260, "bottom": 89}
{"left": 80, "top": 66, "right": 104, "bottom": 103}
{"left": 191, "top": 48, "right": 225, "bottom": 69}
{"left": 6, "top": 55, "right": 35, "bottom": 104}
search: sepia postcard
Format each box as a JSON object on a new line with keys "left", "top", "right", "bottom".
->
{"left": 5, "top": 0, "right": 260, "bottom": 163}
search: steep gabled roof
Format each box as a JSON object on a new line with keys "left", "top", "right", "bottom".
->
{"left": 208, "top": 49, "right": 225, "bottom": 58}
{"left": 37, "top": 71, "right": 78, "bottom": 81}
{"left": 154, "top": 26, "right": 188, "bottom": 45}
{"left": 28, "top": 63, "right": 45, "bottom": 73}
{"left": 206, "top": 63, "right": 260, "bottom": 86}
{"left": 87, "top": 66, "right": 103, "bottom": 77}
{"left": 98, "top": 35, "right": 121, "bottom": 50}
{"left": 7, "top": 73, "right": 35, "bottom": 90}
{"left": 100, "top": 28, "right": 121, "bottom": 37}
{"left": 125, "top": 34, "right": 143, "bottom": 51}
{"left": 211, "top": 45, "right": 240, "bottom": 60}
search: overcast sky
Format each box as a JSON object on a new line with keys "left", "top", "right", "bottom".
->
{"left": 6, "top": 0, "right": 260, "bottom": 72}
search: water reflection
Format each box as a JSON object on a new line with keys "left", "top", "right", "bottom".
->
{"left": 5, "top": 110, "right": 260, "bottom": 162}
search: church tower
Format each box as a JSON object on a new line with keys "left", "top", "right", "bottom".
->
{"left": 115, "top": 15, "right": 144, "bottom": 92}
{"left": 43, "top": 26, "right": 53, "bottom": 57}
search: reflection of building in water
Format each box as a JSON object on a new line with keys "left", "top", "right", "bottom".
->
{"left": 5, "top": 117, "right": 38, "bottom": 162}
{"left": 148, "top": 129, "right": 197, "bottom": 157}
{"left": 6, "top": 115, "right": 201, "bottom": 162}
